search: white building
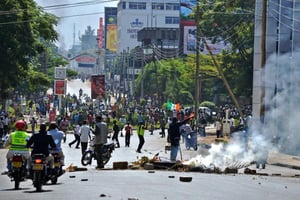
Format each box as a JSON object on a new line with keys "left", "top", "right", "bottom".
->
{"left": 117, "top": 0, "right": 180, "bottom": 53}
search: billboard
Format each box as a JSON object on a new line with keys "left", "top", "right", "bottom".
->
{"left": 183, "top": 26, "right": 230, "bottom": 55}
{"left": 97, "top": 18, "right": 104, "bottom": 49}
{"left": 91, "top": 75, "right": 105, "bottom": 99}
{"left": 105, "top": 7, "right": 117, "bottom": 51}
{"left": 75, "top": 55, "right": 96, "bottom": 68}
{"left": 54, "top": 80, "right": 66, "bottom": 95}
{"left": 106, "top": 25, "right": 117, "bottom": 52}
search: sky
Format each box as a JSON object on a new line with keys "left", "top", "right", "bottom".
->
{"left": 35, "top": 0, "right": 118, "bottom": 50}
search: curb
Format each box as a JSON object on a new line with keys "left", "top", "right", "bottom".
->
{"left": 271, "top": 163, "right": 300, "bottom": 170}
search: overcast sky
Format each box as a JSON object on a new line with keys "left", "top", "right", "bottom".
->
{"left": 35, "top": 0, "right": 118, "bottom": 50}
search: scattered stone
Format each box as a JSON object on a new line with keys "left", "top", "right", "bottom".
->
{"left": 168, "top": 175, "right": 175, "bottom": 178}
{"left": 75, "top": 167, "right": 88, "bottom": 171}
{"left": 69, "top": 175, "right": 76, "bottom": 178}
{"left": 100, "top": 194, "right": 106, "bottom": 197}
{"left": 244, "top": 168, "right": 256, "bottom": 174}
{"left": 272, "top": 173, "right": 281, "bottom": 176}
{"left": 179, "top": 176, "right": 192, "bottom": 182}
{"left": 113, "top": 161, "right": 128, "bottom": 169}
{"left": 81, "top": 179, "right": 88, "bottom": 181}
{"left": 144, "top": 163, "right": 154, "bottom": 170}
{"left": 256, "top": 173, "right": 269, "bottom": 176}
{"left": 224, "top": 167, "right": 238, "bottom": 174}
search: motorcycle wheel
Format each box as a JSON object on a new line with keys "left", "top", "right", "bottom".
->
{"left": 102, "top": 152, "right": 111, "bottom": 165}
{"left": 103, "top": 157, "right": 109, "bottom": 165}
{"left": 51, "top": 176, "right": 58, "bottom": 184}
{"left": 14, "top": 172, "right": 20, "bottom": 190}
{"left": 33, "top": 171, "right": 43, "bottom": 192}
{"left": 81, "top": 150, "right": 93, "bottom": 166}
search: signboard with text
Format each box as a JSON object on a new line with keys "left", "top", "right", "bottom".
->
{"left": 54, "top": 80, "right": 66, "bottom": 95}
{"left": 55, "top": 67, "right": 66, "bottom": 79}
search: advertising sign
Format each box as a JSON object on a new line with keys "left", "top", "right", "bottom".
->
{"left": 54, "top": 80, "right": 66, "bottom": 95}
{"left": 107, "top": 25, "right": 118, "bottom": 52}
{"left": 91, "top": 75, "right": 105, "bottom": 99}
{"left": 98, "top": 17, "right": 103, "bottom": 48}
{"left": 183, "top": 26, "right": 230, "bottom": 55}
{"left": 75, "top": 55, "right": 96, "bottom": 68}
{"left": 55, "top": 67, "right": 66, "bottom": 79}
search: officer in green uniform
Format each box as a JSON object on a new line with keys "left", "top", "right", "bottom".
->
{"left": 4, "top": 120, "right": 30, "bottom": 171}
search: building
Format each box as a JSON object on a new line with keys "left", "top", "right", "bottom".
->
{"left": 253, "top": 0, "right": 300, "bottom": 118}
{"left": 117, "top": 0, "right": 180, "bottom": 53}
{"left": 253, "top": 0, "right": 300, "bottom": 154}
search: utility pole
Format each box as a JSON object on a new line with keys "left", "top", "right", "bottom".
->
{"left": 194, "top": 1, "right": 201, "bottom": 130}
{"left": 260, "top": 0, "right": 267, "bottom": 121}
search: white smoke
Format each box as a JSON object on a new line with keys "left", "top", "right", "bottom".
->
{"left": 185, "top": 52, "right": 300, "bottom": 169}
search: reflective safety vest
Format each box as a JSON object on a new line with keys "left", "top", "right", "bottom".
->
{"left": 137, "top": 126, "right": 144, "bottom": 136}
{"left": 10, "top": 131, "right": 30, "bottom": 151}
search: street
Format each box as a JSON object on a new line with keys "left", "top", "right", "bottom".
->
{"left": 1, "top": 79, "right": 300, "bottom": 199}
{"left": 1, "top": 129, "right": 300, "bottom": 200}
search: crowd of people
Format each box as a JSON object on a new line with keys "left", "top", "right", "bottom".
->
{"left": 1, "top": 87, "right": 255, "bottom": 171}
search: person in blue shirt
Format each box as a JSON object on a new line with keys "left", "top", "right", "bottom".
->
{"left": 48, "top": 122, "right": 65, "bottom": 166}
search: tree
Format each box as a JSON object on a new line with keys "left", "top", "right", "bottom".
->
{"left": 0, "top": 0, "right": 58, "bottom": 105}
{"left": 197, "top": 0, "right": 255, "bottom": 103}
{"left": 135, "top": 55, "right": 220, "bottom": 107}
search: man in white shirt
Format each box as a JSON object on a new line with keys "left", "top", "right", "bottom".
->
{"left": 69, "top": 122, "right": 81, "bottom": 149}
{"left": 79, "top": 120, "right": 91, "bottom": 155}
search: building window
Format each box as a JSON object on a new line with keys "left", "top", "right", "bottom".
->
{"left": 122, "top": 2, "right": 126, "bottom": 9}
{"left": 129, "top": 2, "right": 146, "bottom": 10}
{"left": 152, "top": 3, "right": 164, "bottom": 10}
{"left": 166, "top": 3, "right": 180, "bottom": 11}
{"left": 165, "top": 16, "right": 179, "bottom": 24}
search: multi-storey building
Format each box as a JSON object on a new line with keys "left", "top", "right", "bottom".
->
{"left": 253, "top": 0, "right": 300, "bottom": 118}
{"left": 117, "top": 0, "right": 180, "bottom": 53}
{"left": 253, "top": 0, "right": 300, "bottom": 154}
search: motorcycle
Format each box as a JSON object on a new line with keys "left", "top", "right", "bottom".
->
{"left": 30, "top": 153, "right": 52, "bottom": 191}
{"left": 51, "top": 152, "right": 64, "bottom": 184}
{"left": 8, "top": 153, "right": 27, "bottom": 189}
{"left": 81, "top": 138, "right": 115, "bottom": 166}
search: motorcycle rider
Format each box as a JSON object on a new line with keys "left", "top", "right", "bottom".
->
{"left": 26, "top": 123, "right": 56, "bottom": 175}
{"left": 94, "top": 115, "right": 108, "bottom": 169}
{"left": 4, "top": 120, "right": 31, "bottom": 173}
{"left": 48, "top": 121, "right": 65, "bottom": 166}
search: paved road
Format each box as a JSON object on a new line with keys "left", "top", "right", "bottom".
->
{"left": 1, "top": 129, "right": 300, "bottom": 200}
{"left": 66, "top": 78, "right": 91, "bottom": 98}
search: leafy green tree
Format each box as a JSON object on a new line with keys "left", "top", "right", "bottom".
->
{"left": 0, "top": 0, "right": 58, "bottom": 105}
{"left": 135, "top": 55, "right": 221, "bottom": 107}
{"left": 197, "top": 0, "right": 255, "bottom": 103}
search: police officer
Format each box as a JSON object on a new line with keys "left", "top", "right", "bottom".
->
{"left": 5, "top": 120, "right": 31, "bottom": 172}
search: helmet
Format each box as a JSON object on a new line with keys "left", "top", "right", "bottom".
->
{"left": 15, "top": 120, "right": 26, "bottom": 130}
